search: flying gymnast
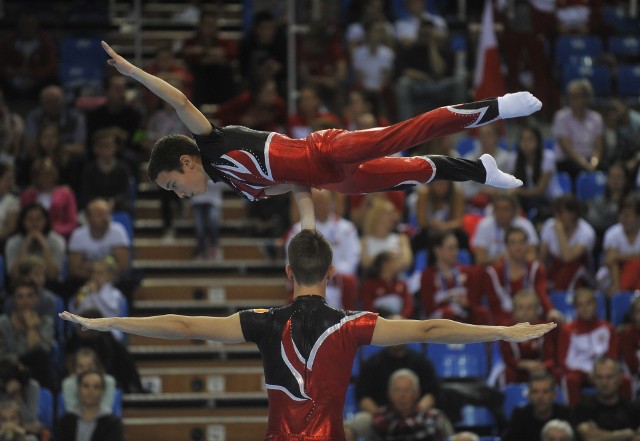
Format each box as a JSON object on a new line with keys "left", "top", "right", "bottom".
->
{"left": 60, "top": 229, "right": 556, "bottom": 441}
{"left": 100, "top": 41, "right": 541, "bottom": 230}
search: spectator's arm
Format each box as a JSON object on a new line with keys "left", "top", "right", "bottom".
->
{"left": 577, "top": 422, "right": 634, "bottom": 441}
{"left": 112, "top": 246, "right": 130, "bottom": 272}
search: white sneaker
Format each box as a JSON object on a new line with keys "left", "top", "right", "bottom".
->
{"left": 481, "top": 154, "right": 523, "bottom": 188}
{"left": 497, "top": 92, "right": 542, "bottom": 119}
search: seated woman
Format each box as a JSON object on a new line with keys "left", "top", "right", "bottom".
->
{"left": 419, "top": 231, "right": 486, "bottom": 323}
{"left": 540, "top": 195, "right": 596, "bottom": 291}
{"left": 55, "top": 370, "right": 123, "bottom": 441}
{"left": 62, "top": 348, "right": 116, "bottom": 415}
{"left": 0, "top": 357, "right": 42, "bottom": 437}
{"left": 0, "top": 282, "right": 54, "bottom": 391}
{"left": 4, "top": 203, "right": 66, "bottom": 284}
{"left": 361, "top": 251, "right": 413, "bottom": 318}
{"left": 0, "top": 400, "right": 39, "bottom": 441}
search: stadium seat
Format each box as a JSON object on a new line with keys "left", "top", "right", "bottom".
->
{"left": 608, "top": 36, "right": 640, "bottom": 59}
{"left": 344, "top": 383, "right": 358, "bottom": 420}
{"left": 112, "top": 211, "right": 134, "bottom": 242}
{"left": 602, "top": 5, "right": 640, "bottom": 34}
{"left": 427, "top": 343, "right": 488, "bottom": 379}
{"left": 59, "top": 35, "right": 107, "bottom": 97}
{"left": 457, "top": 249, "right": 473, "bottom": 265}
{"left": 503, "top": 383, "right": 529, "bottom": 419}
{"left": 455, "top": 405, "right": 496, "bottom": 429}
{"left": 550, "top": 291, "right": 606, "bottom": 322}
{"left": 39, "top": 387, "right": 54, "bottom": 431}
{"left": 556, "top": 172, "right": 572, "bottom": 194}
{"left": 576, "top": 171, "right": 607, "bottom": 202}
{"left": 555, "top": 35, "right": 603, "bottom": 66}
{"left": 351, "top": 347, "right": 362, "bottom": 378}
{"left": 562, "top": 63, "right": 612, "bottom": 97}
{"left": 616, "top": 64, "right": 640, "bottom": 99}
{"left": 361, "top": 345, "right": 383, "bottom": 361}
{"left": 455, "top": 138, "right": 476, "bottom": 157}
{"left": 610, "top": 291, "right": 636, "bottom": 326}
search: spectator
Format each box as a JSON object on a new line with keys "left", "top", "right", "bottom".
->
{"left": 181, "top": 11, "right": 238, "bottom": 107}
{"left": 419, "top": 230, "right": 486, "bottom": 323}
{"left": 461, "top": 123, "right": 515, "bottom": 208}
{"left": 618, "top": 296, "right": 640, "bottom": 383}
{"left": 350, "top": 345, "right": 441, "bottom": 441}
{"left": 24, "top": 85, "right": 87, "bottom": 160}
{"left": 85, "top": 75, "right": 143, "bottom": 178}
{"left": 552, "top": 79, "right": 604, "bottom": 184}
{"left": 351, "top": 20, "right": 395, "bottom": 120}
{"left": 0, "top": 358, "right": 42, "bottom": 437}
{"left": 361, "top": 251, "right": 413, "bottom": 317}
{"left": 20, "top": 158, "right": 78, "bottom": 239}
{"left": 285, "top": 189, "right": 360, "bottom": 309}
{"left": 603, "top": 99, "right": 640, "bottom": 177}
{"left": 349, "top": 191, "right": 405, "bottom": 232}
{"left": 80, "top": 128, "right": 132, "bottom": 214}
{"left": 341, "top": 89, "right": 390, "bottom": 131}
{"left": 502, "top": 373, "right": 571, "bottom": 441}
{"left": 0, "top": 163, "right": 19, "bottom": 249}
{"left": 64, "top": 309, "right": 143, "bottom": 393}
{"left": 5, "top": 256, "right": 59, "bottom": 322}
{"left": 395, "top": 17, "right": 466, "bottom": 121}
{"left": 345, "top": 0, "right": 395, "bottom": 50}
{"left": 540, "top": 195, "right": 596, "bottom": 291}
{"left": 555, "top": 0, "right": 600, "bottom": 35}
{"left": 499, "top": 291, "right": 557, "bottom": 384}
{"left": 191, "top": 181, "right": 224, "bottom": 261}
{"left": 541, "top": 419, "right": 574, "bottom": 441}
{"left": 238, "top": 10, "right": 287, "bottom": 92}
{"left": 360, "top": 198, "right": 412, "bottom": 274}
{"left": 286, "top": 86, "right": 340, "bottom": 139}
{"left": 0, "top": 12, "right": 57, "bottom": 101}
{"left": 67, "top": 199, "right": 130, "bottom": 282}
{"left": 4, "top": 203, "right": 65, "bottom": 283}
{"left": 394, "top": 0, "right": 448, "bottom": 47}
{"left": 372, "top": 369, "right": 452, "bottom": 441}
{"left": 0, "top": 399, "right": 39, "bottom": 441}
{"left": 511, "top": 125, "right": 562, "bottom": 219}
{"left": 55, "top": 371, "right": 123, "bottom": 441}
{"left": 298, "top": 23, "right": 348, "bottom": 113}
{"left": 556, "top": 289, "right": 629, "bottom": 405}
{"left": 599, "top": 193, "right": 640, "bottom": 295}
{"left": 62, "top": 348, "right": 116, "bottom": 415}
{"left": 572, "top": 358, "right": 640, "bottom": 441}
{"left": 143, "top": 45, "right": 193, "bottom": 113}
{"left": 451, "top": 432, "right": 479, "bottom": 441}
{"left": 472, "top": 194, "right": 539, "bottom": 266}
{"left": 413, "top": 180, "right": 466, "bottom": 253}
{"left": 485, "top": 226, "right": 560, "bottom": 325}
{"left": 213, "top": 74, "right": 286, "bottom": 133}
{"left": 0, "top": 282, "right": 54, "bottom": 391}
{"left": 0, "top": 88, "right": 24, "bottom": 161}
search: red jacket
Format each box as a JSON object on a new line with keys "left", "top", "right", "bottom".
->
{"left": 500, "top": 320, "right": 557, "bottom": 383}
{"left": 619, "top": 324, "right": 640, "bottom": 377}
{"left": 361, "top": 277, "right": 413, "bottom": 318}
{"left": 556, "top": 318, "right": 618, "bottom": 375}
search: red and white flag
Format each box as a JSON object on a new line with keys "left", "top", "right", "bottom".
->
{"left": 473, "top": 0, "right": 506, "bottom": 100}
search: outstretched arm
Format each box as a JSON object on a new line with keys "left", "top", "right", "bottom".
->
{"left": 101, "top": 41, "right": 211, "bottom": 135}
{"left": 59, "top": 311, "right": 246, "bottom": 343}
{"left": 371, "top": 317, "right": 556, "bottom": 346}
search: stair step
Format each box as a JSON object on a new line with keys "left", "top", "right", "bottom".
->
{"left": 138, "top": 366, "right": 265, "bottom": 394}
{"left": 133, "top": 238, "right": 269, "bottom": 261}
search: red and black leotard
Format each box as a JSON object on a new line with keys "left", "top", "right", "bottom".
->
{"left": 240, "top": 295, "right": 378, "bottom": 441}
{"left": 194, "top": 98, "right": 502, "bottom": 200}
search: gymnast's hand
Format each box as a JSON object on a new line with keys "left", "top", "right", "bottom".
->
{"left": 502, "top": 322, "right": 557, "bottom": 342}
{"left": 102, "top": 41, "right": 138, "bottom": 77}
{"left": 59, "top": 311, "right": 111, "bottom": 332}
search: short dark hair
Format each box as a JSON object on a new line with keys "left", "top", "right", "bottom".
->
{"left": 528, "top": 372, "right": 555, "bottom": 388}
{"left": 504, "top": 225, "right": 528, "bottom": 244}
{"left": 287, "top": 230, "right": 333, "bottom": 285}
{"left": 620, "top": 192, "right": 640, "bottom": 216}
{"left": 17, "top": 203, "right": 51, "bottom": 236}
{"left": 147, "top": 134, "right": 201, "bottom": 181}
{"left": 11, "top": 280, "right": 39, "bottom": 297}
{"left": 77, "top": 369, "right": 105, "bottom": 389}
{"left": 552, "top": 194, "right": 582, "bottom": 216}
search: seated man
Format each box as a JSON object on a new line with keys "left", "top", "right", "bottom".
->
{"left": 372, "top": 369, "right": 453, "bottom": 441}
{"left": 502, "top": 373, "right": 571, "bottom": 441}
{"left": 541, "top": 419, "right": 574, "bottom": 441}
{"left": 573, "top": 358, "right": 640, "bottom": 441}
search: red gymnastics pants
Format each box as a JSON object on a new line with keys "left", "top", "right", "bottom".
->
{"left": 269, "top": 99, "right": 498, "bottom": 194}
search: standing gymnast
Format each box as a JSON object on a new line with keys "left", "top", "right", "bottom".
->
{"left": 101, "top": 41, "right": 541, "bottom": 229}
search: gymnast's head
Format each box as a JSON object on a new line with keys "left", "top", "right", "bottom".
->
{"left": 286, "top": 230, "right": 334, "bottom": 288}
{"left": 148, "top": 135, "right": 209, "bottom": 198}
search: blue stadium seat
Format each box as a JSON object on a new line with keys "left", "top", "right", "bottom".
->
{"left": 414, "top": 249, "right": 429, "bottom": 273}
{"left": 562, "top": 63, "right": 612, "bottom": 97}
{"left": 457, "top": 249, "right": 473, "bottom": 265}
{"left": 427, "top": 343, "right": 488, "bottom": 379}
{"left": 608, "top": 36, "right": 640, "bottom": 59}
{"left": 602, "top": 6, "right": 640, "bottom": 34}
{"left": 455, "top": 405, "right": 496, "bottom": 429}
{"left": 455, "top": 138, "right": 476, "bottom": 157}
{"left": 616, "top": 64, "right": 640, "bottom": 98}
{"left": 544, "top": 139, "right": 555, "bottom": 151}
{"left": 39, "top": 387, "right": 54, "bottom": 431}
{"left": 550, "top": 291, "right": 606, "bottom": 322}
{"left": 59, "top": 35, "right": 107, "bottom": 96}
{"left": 555, "top": 35, "right": 603, "bottom": 65}
{"left": 556, "top": 171, "right": 572, "bottom": 194}
{"left": 503, "top": 383, "right": 529, "bottom": 419}
{"left": 344, "top": 383, "right": 358, "bottom": 419}
{"left": 352, "top": 347, "right": 362, "bottom": 378}
{"left": 112, "top": 211, "right": 134, "bottom": 242}
{"left": 610, "top": 291, "right": 636, "bottom": 326}
{"left": 576, "top": 171, "right": 607, "bottom": 202}
{"left": 361, "top": 345, "right": 383, "bottom": 361}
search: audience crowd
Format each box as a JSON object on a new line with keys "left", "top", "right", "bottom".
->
{"left": 0, "top": 0, "right": 638, "bottom": 440}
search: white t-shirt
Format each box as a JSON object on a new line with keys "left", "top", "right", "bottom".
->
{"left": 540, "top": 218, "right": 596, "bottom": 258}
{"left": 351, "top": 44, "right": 395, "bottom": 91}
{"left": 68, "top": 223, "right": 130, "bottom": 261}
{"left": 364, "top": 233, "right": 403, "bottom": 260}
{"left": 472, "top": 216, "right": 539, "bottom": 260}
{"left": 603, "top": 223, "right": 640, "bottom": 255}
{"left": 394, "top": 12, "right": 448, "bottom": 43}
